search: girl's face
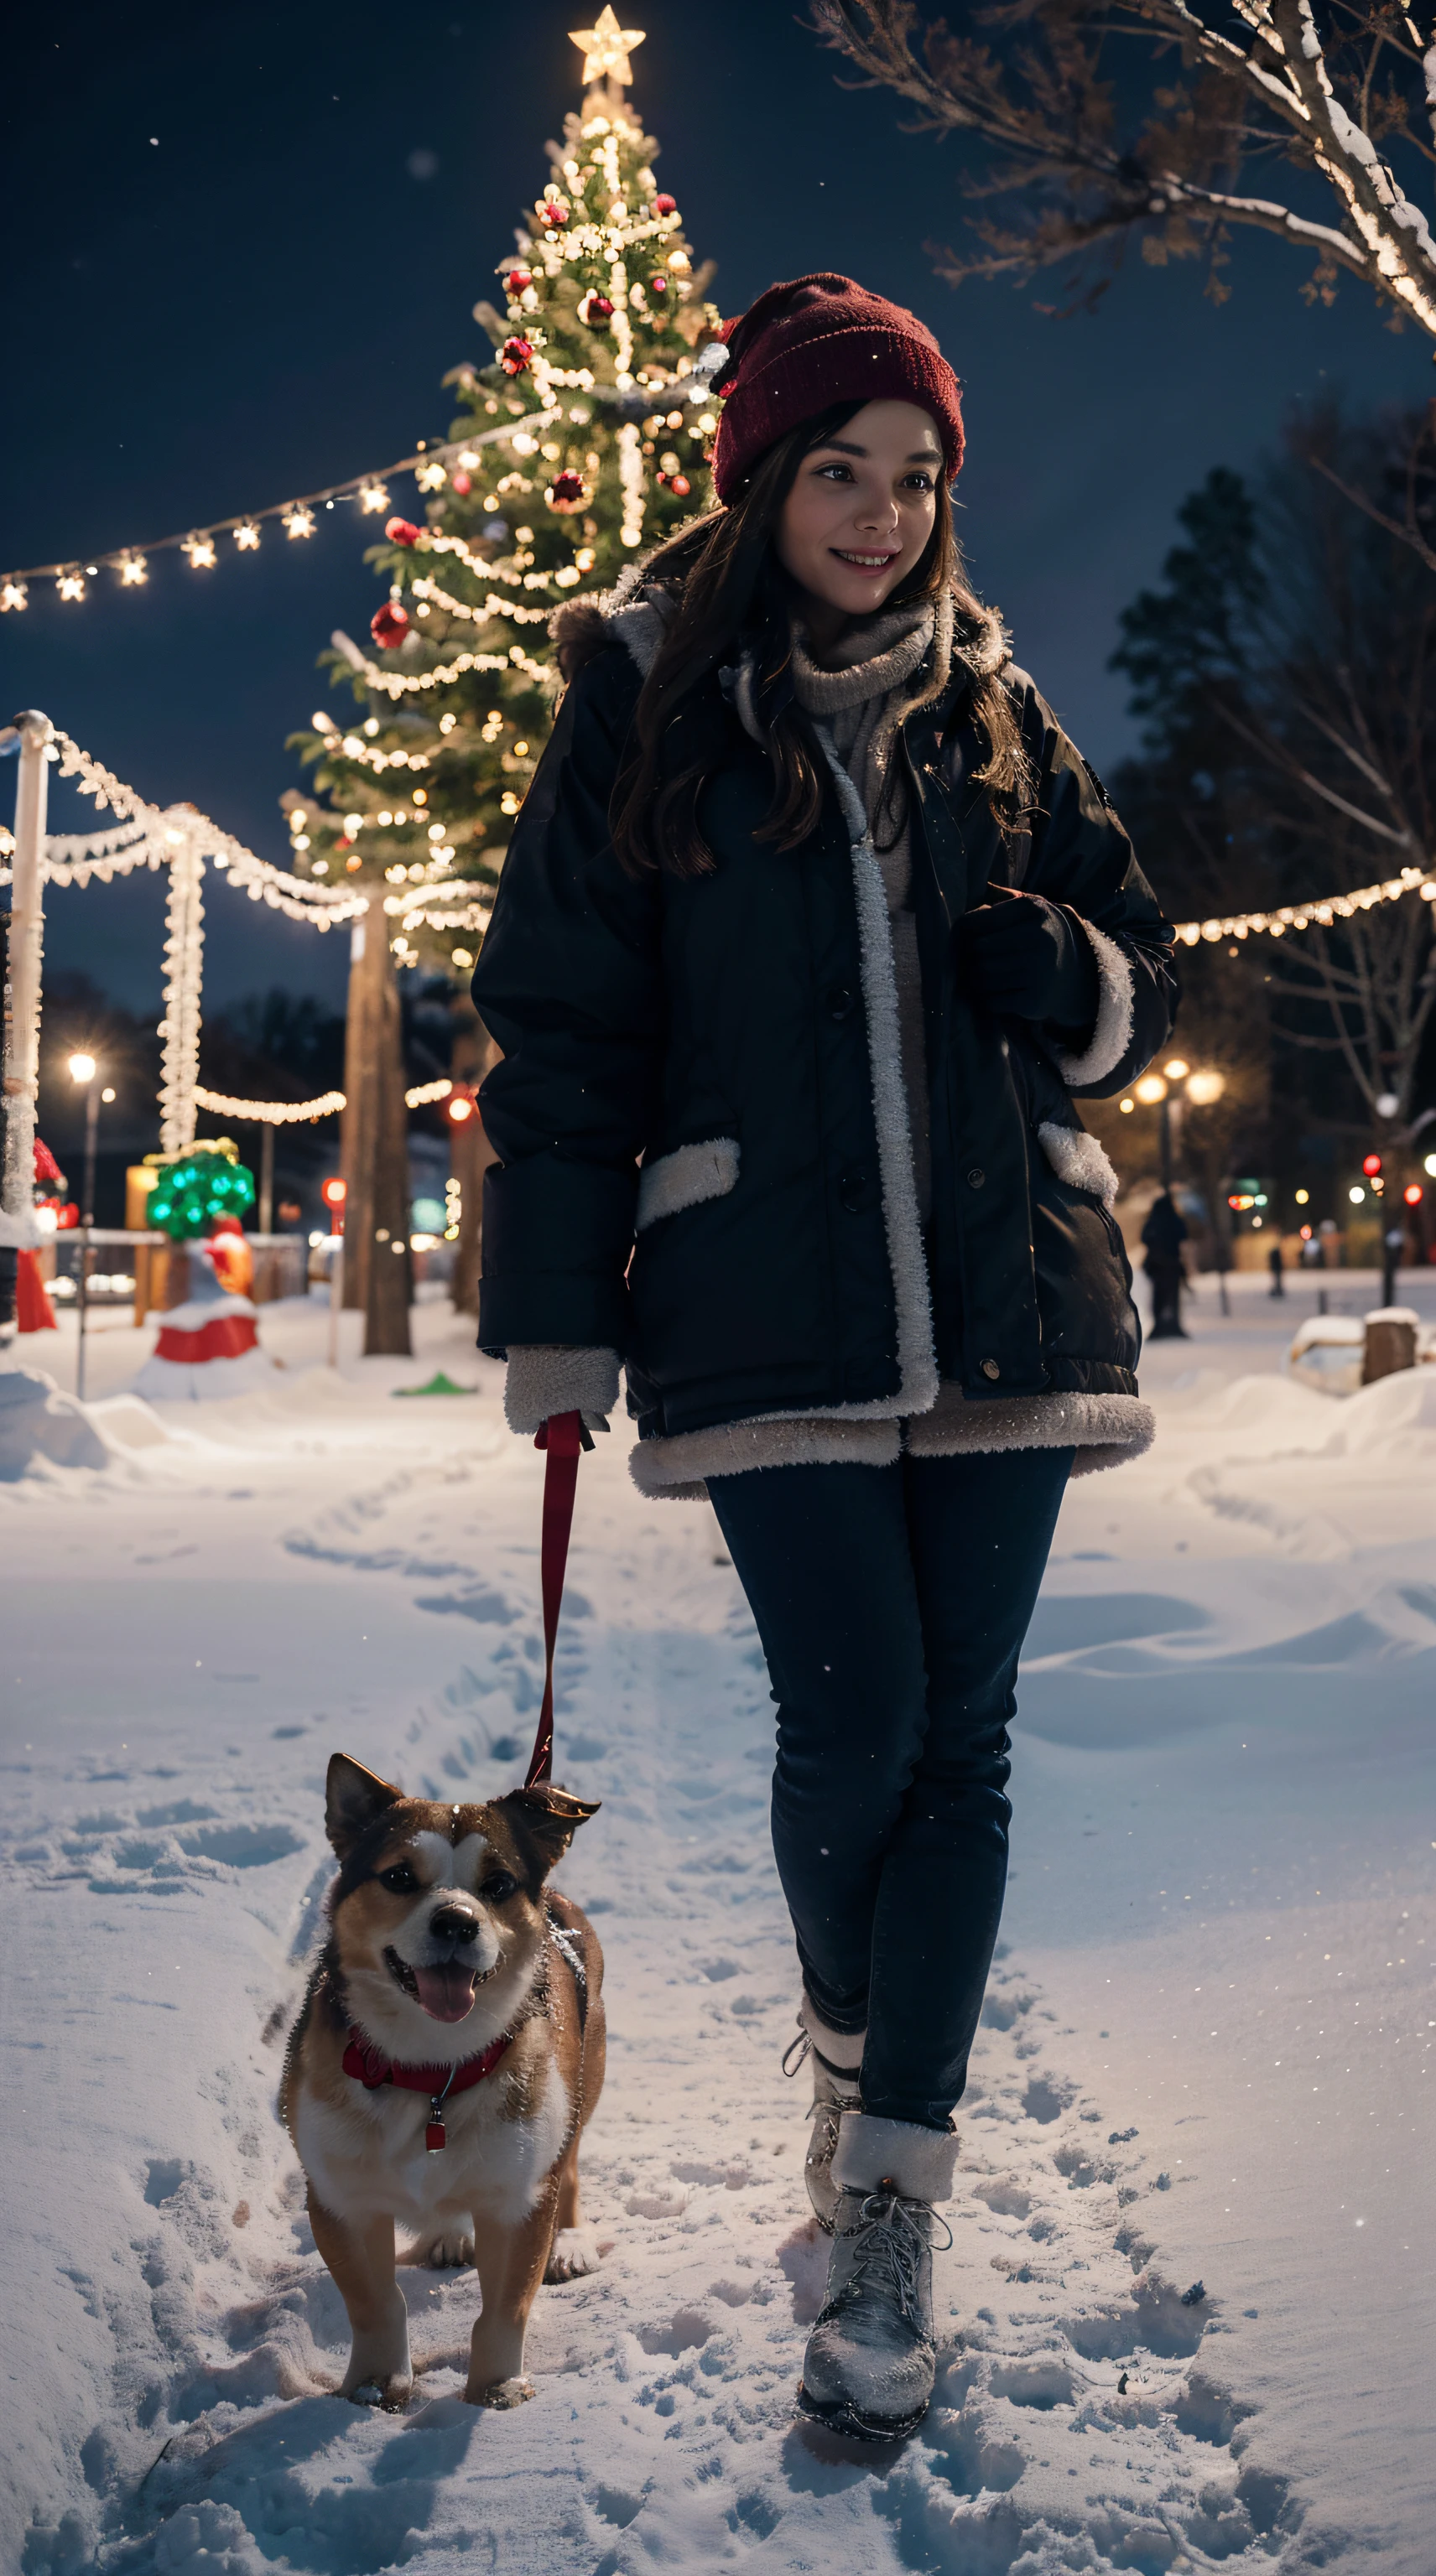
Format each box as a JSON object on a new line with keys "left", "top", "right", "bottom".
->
{"left": 774, "top": 400, "right": 944, "bottom": 634}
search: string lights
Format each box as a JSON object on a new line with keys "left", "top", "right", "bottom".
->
{"left": 0, "top": 414, "right": 558, "bottom": 613}
{"left": 192, "top": 1078, "right": 455, "bottom": 1125}
{"left": 333, "top": 633, "right": 554, "bottom": 700}
{"left": 1173, "top": 864, "right": 1436, "bottom": 945}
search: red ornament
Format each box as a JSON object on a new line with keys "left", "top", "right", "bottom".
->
{"left": 501, "top": 335, "right": 533, "bottom": 377}
{"left": 669, "top": 473, "right": 691, "bottom": 498}
{"left": 649, "top": 273, "right": 668, "bottom": 298}
{"left": 450, "top": 470, "right": 472, "bottom": 496}
{"left": 581, "top": 290, "right": 614, "bottom": 325}
{"left": 653, "top": 194, "right": 677, "bottom": 216}
{"left": 548, "top": 470, "right": 587, "bottom": 513}
{"left": 385, "top": 517, "right": 421, "bottom": 547}
{"left": 537, "top": 195, "right": 570, "bottom": 229}
{"left": 506, "top": 266, "right": 533, "bottom": 293}
{"left": 370, "top": 601, "right": 410, "bottom": 650}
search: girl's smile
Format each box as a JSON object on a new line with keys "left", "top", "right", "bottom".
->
{"left": 775, "top": 397, "right": 943, "bottom": 651}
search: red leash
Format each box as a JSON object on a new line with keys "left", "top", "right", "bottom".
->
{"left": 527, "top": 1409, "right": 585, "bottom": 1788}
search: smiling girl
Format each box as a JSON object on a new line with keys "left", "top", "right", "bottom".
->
{"left": 472, "top": 274, "right": 1176, "bottom": 2438}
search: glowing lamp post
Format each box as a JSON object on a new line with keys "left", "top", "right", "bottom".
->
{"left": 321, "top": 1177, "right": 347, "bottom": 1368}
{"left": 1120, "top": 1062, "right": 1230, "bottom": 1306}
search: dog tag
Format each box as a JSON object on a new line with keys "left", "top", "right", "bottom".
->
{"left": 425, "top": 2117, "right": 447, "bottom": 2153}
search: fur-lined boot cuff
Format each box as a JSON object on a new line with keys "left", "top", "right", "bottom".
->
{"left": 832, "top": 2112, "right": 959, "bottom": 2205}
{"left": 503, "top": 1345, "right": 620, "bottom": 1436}
{"left": 799, "top": 1993, "right": 866, "bottom": 2075}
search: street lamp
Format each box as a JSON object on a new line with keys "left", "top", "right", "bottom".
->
{"left": 321, "top": 1176, "right": 347, "bottom": 1369}
{"left": 1184, "top": 1069, "right": 1225, "bottom": 1107}
{"left": 67, "top": 1051, "right": 101, "bottom": 1402}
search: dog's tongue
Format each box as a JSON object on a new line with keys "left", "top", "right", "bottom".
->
{"left": 413, "top": 1962, "right": 478, "bottom": 2023}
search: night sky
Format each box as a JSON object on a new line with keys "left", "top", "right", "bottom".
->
{"left": 3, "top": 0, "right": 1429, "bottom": 1020}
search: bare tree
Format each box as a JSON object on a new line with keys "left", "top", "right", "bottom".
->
{"left": 1112, "top": 413, "right": 1436, "bottom": 1125}
{"left": 809, "top": 0, "right": 1436, "bottom": 335}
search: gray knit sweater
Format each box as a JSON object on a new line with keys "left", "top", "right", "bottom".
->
{"left": 788, "top": 601, "right": 950, "bottom": 1224}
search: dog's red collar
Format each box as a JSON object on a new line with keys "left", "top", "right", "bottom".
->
{"left": 342, "top": 2026, "right": 512, "bottom": 2150}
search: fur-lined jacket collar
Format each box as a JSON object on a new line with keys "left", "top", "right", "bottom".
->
{"left": 550, "top": 564, "right": 1012, "bottom": 721}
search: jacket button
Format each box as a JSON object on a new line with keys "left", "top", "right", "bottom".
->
{"left": 981, "top": 1358, "right": 1001, "bottom": 1381}
{"left": 839, "top": 1169, "right": 866, "bottom": 1213}
{"left": 967, "top": 1166, "right": 986, "bottom": 1189}
{"left": 828, "top": 985, "right": 855, "bottom": 1020}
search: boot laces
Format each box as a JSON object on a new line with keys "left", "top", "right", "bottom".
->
{"left": 781, "top": 2028, "right": 812, "bottom": 2079}
{"left": 845, "top": 2190, "right": 953, "bottom": 2324}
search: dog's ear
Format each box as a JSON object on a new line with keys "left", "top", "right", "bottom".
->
{"left": 492, "top": 1784, "right": 601, "bottom": 1884}
{"left": 325, "top": 1753, "right": 403, "bottom": 1858}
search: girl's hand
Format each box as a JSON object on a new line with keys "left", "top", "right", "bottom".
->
{"left": 957, "top": 886, "right": 1098, "bottom": 1029}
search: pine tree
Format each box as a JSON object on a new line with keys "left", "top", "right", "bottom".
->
{"left": 284, "top": 16, "right": 721, "bottom": 1331}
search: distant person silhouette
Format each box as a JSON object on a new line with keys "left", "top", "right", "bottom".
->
{"left": 1142, "top": 1192, "right": 1189, "bottom": 1339}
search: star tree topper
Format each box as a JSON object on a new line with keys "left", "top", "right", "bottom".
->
{"left": 570, "top": 8, "right": 645, "bottom": 91}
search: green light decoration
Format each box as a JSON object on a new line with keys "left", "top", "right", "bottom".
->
{"left": 148, "top": 1145, "right": 256, "bottom": 1242}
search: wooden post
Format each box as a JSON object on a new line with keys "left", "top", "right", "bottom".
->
{"left": 448, "top": 996, "right": 500, "bottom": 1317}
{"left": 363, "top": 932, "right": 412, "bottom": 1358}
{"left": 1361, "top": 1307, "right": 1418, "bottom": 1383}
{"left": 341, "top": 912, "right": 378, "bottom": 1312}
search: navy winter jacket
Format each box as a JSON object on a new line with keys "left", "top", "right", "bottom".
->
{"left": 472, "top": 610, "right": 1176, "bottom": 1446}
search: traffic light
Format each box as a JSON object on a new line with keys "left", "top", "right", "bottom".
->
{"left": 1361, "top": 1152, "right": 1382, "bottom": 1177}
{"left": 1404, "top": 1183, "right": 1423, "bottom": 1208}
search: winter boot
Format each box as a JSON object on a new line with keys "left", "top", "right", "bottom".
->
{"left": 782, "top": 1996, "right": 866, "bottom": 2235}
{"left": 797, "top": 2111, "right": 957, "bottom": 2441}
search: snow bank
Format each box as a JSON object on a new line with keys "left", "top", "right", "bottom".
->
{"left": 1, "top": 1291, "right": 1430, "bottom": 2573}
{"left": 0, "top": 1363, "right": 111, "bottom": 1478}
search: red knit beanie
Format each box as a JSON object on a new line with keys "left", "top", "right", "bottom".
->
{"left": 709, "top": 273, "right": 965, "bottom": 505}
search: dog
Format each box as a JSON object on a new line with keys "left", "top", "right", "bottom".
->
{"left": 282, "top": 1752, "right": 605, "bottom": 2410}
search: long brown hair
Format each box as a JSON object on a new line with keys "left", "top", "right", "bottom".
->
{"left": 609, "top": 402, "right": 1033, "bottom": 878}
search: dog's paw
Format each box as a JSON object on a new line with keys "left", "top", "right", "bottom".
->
{"left": 344, "top": 2372, "right": 413, "bottom": 2412}
{"left": 545, "top": 2225, "right": 603, "bottom": 2283}
{"left": 467, "top": 2374, "right": 535, "bottom": 2409}
{"left": 419, "top": 2232, "right": 475, "bottom": 2269}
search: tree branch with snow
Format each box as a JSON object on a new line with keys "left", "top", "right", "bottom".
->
{"left": 809, "top": 0, "right": 1436, "bottom": 332}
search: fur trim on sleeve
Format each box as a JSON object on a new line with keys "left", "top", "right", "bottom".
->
{"left": 503, "top": 1345, "right": 620, "bottom": 1435}
{"left": 1049, "top": 921, "right": 1135, "bottom": 1088}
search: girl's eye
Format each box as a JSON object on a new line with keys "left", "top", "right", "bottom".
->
{"left": 380, "top": 1863, "right": 418, "bottom": 1893}
{"left": 480, "top": 1872, "right": 517, "bottom": 1903}
{"left": 814, "top": 461, "right": 854, "bottom": 482}
{"left": 903, "top": 472, "right": 935, "bottom": 493}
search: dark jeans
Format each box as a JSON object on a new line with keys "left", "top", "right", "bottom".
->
{"left": 709, "top": 1445, "right": 1073, "bottom": 2132}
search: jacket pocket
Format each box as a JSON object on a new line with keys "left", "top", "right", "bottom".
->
{"left": 635, "top": 1136, "right": 741, "bottom": 1234}
{"left": 1034, "top": 1119, "right": 1119, "bottom": 1212}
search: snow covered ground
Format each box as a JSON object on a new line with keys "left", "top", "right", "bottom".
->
{"left": 3, "top": 1270, "right": 1433, "bottom": 2575}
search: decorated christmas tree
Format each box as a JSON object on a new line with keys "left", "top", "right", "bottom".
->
{"left": 284, "top": 13, "right": 722, "bottom": 1333}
